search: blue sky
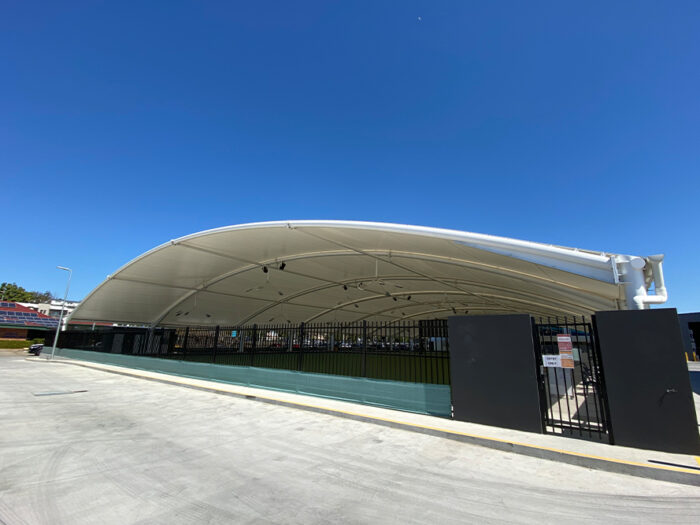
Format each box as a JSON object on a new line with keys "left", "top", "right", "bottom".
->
{"left": 1, "top": 1, "right": 698, "bottom": 312}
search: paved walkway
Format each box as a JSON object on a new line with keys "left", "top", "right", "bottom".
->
{"left": 37, "top": 351, "right": 700, "bottom": 486}
{"left": 2, "top": 350, "right": 700, "bottom": 524}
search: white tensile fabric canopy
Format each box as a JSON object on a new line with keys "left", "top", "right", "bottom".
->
{"left": 69, "top": 221, "right": 648, "bottom": 326}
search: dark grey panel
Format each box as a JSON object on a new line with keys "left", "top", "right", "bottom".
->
{"left": 448, "top": 314, "right": 544, "bottom": 433}
{"left": 594, "top": 309, "right": 700, "bottom": 454}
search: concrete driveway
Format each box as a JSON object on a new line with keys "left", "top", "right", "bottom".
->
{"left": 1, "top": 350, "right": 698, "bottom": 524}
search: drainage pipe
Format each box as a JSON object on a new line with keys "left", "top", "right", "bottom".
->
{"left": 617, "top": 255, "right": 668, "bottom": 310}
{"left": 639, "top": 254, "right": 668, "bottom": 306}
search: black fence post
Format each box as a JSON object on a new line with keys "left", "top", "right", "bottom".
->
{"left": 298, "top": 322, "right": 305, "bottom": 371}
{"left": 183, "top": 327, "right": 190, "bottom": 361}
{"left": 141, "top": 329, "right": 151, "bottom": 355}
{"left": 167, "top": 329, "right": 175, "bottom": 357}
{"left": 251, "top": 324, "right": 257, "bottom": 367}
{"left": 362, "top": 320, "right": 367, "bottom": 377}
{"left": 212, "top": 325, "right": 219, "bottom": 363}
{"left": 530, "top": 317, "right": 549, "bottom": 434}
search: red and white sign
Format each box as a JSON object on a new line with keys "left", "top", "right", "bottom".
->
{"left": 556, "top": 335, "right": 575, "bottom": 369}
{"left": 556, "top": 334, "right": 573, "bottom": 352}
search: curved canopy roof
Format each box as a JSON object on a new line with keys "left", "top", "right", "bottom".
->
{"left": 70, "top": 221, "right": 631, "bottom": 326}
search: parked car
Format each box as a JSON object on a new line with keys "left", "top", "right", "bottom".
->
{"left": 28, "top": 343, "right": 44, "bottom": 356}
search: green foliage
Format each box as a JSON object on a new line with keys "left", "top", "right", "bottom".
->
{"left": 0, "top": 282, "right": 54, "bottom": 303}
{"left": 0, "top": 282, "right": 31, "bottom": 302}
{"left": 0, "top": 338, "right": 45, "bottom": 349}
{"left": 0, "top": 340, "right": 35, "bottom": 349}
{"left": 33, "top": 291, "right": 54, "bottom": 303}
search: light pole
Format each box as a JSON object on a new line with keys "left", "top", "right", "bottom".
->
{"left": 50, "top": 266, "right": 72, "bottom": 360}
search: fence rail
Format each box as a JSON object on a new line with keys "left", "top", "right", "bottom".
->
{"left": 58, "top": 320, "right": 450, "bottom": 385}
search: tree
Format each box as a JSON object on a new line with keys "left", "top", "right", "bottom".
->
{"left": 0, "top": 283, "right": 54, "bottom": 303}
{"left": 32, "top": 291, "right": 54, "bottom": 303}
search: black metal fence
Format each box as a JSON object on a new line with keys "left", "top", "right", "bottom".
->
{"left": 57, "top": 315, "right": 618, "bottom": 443}
{"left": 58, "top": 320, "right": 450, "bottom": 385}
{"left": 533, "top": 316, "right": 612, "bottom": 442}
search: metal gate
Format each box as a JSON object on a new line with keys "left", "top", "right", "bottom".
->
{"left": 533, "top": 316, "right": 612, "bottom": 442}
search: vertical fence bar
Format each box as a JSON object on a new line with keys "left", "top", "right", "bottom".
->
{"left": 212, "top": 325, "right": 219, "bottom": 364}
{"left": 362, "top": 320, "right": 367, "bottom": 378}
{"left": 250, "top": 324, "right": 258, "bottom": 366}
{"left": 531, "top": 316, "right": 549, "bottom": 433}
{"left": 297, "top": 322, "right": 305, "bottom": 371}
{"left": 575, "top": 316, "right": 594, "bottom": 439}
{"left": 589, "top": 314, "right": 613, "bottom": 443}
{"left": 167, "top": 329, "right": 174, "bottom": 358}
{"left": 183, "top": 327, "right": 190, "bottom": 361}
{"left": 584, "top": 318, "right": 603, "bottom": 439}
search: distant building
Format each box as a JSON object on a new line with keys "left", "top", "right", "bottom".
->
{"left": 679, "top": 313, "right": 700, "bottom": 360}
{"left": 19, "top": 300, "right": 80, "bottom": 328}
{"left": 1, "top": 300, "right": 114, "bottom": 341}
{"left": 0, "top": 301, "right": 59, "bottom": 340}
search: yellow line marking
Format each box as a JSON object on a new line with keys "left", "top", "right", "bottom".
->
{"left": 57, "top": 358, "right": 700, "bottom": 476}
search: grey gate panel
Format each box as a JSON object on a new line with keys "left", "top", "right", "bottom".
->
{"left": 594, "top": 309, "right": 700, "bottom": 454}
{"left": 448, "top": 314, "right": 544, "bottom": 433}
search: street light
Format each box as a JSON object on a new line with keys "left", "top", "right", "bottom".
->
{"left": 50, "top": 266, "right": 72, "bottom": 360}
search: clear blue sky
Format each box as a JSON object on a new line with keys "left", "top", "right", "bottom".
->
{"left": 2, "top": 1, "right": 698, "bottom": 312}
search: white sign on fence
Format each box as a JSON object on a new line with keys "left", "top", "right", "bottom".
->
{"left": 556, "top": 334, "right": 575, "bottom": 368}
{"left": 542, "top": 354, "right": 562, "bottom": 368}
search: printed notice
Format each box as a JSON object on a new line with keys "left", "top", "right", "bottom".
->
{"left": 557, "top": 335, "right": 575, "bottom": 369}
{"left": 543, "top": 355, "right": 562, "bottom": 367}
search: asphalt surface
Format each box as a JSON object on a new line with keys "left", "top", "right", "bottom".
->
{"left": 1, "top": 350, "right": 699, "bottom": 524}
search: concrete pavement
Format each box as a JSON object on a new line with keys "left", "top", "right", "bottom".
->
{"left": 45, "top": 348, "right": 700, "bottom": 485}
{"left": 1, "top": 350, "right": 699, "bottom": 524}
